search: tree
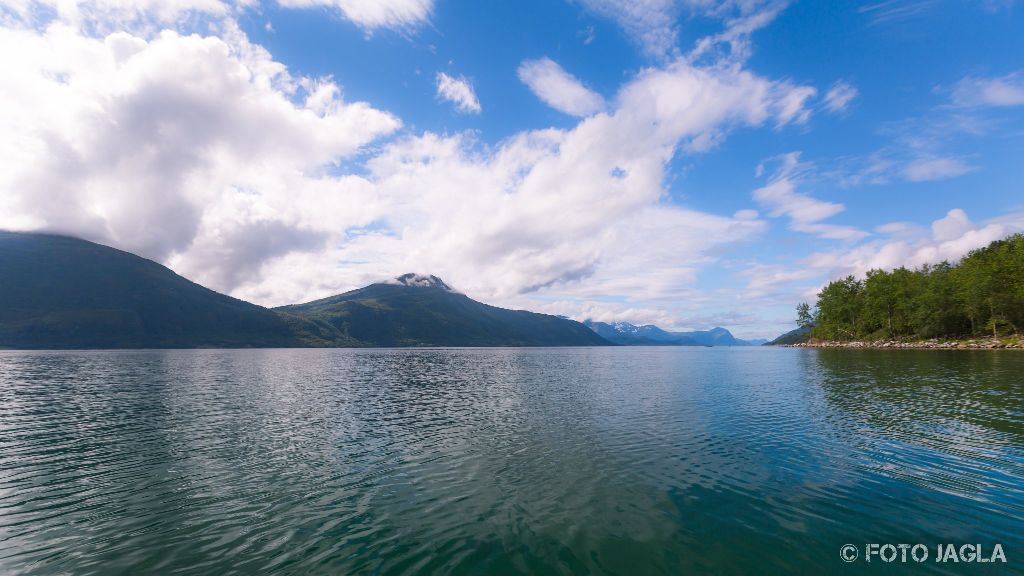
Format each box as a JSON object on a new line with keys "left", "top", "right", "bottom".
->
{"left": 813, "top": 276, "right": 864, "bottom": 341}
{"left": 796, "top": 302, "right": 815, "bottom": 329}
{"left": 806, "top": 233, "right": 1023, "bottom": 341}
{"left": 913, "top": 262, "right": 969, "bottom": 338}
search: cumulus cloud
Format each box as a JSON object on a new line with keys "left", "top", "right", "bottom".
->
{"left": 238, "top": 59, "right": 813, "bottom": 306}
{"left": 0, "top": 21, "right": 399, "bottom": 288}
{"left": 931, "top": 208, "right": 974, "bottom": 242}
{"left": 0, "top": 0, "right": 819, "bottom": 332}
{"left": 517, "top": 57, "right": 605, "bottom": 117}
{"left": 435, "top": 71, "right": 481, "bottom": 114}
{"left": 803, "top": 208, "right": 1024, "bottom": 279}
{"left": 824, "top": 80, "right": 858, "bottom": 113}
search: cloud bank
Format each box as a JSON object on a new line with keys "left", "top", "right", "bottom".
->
{"left": 4, "top": 0, "right": 1012, "bottom": 339}
{"left": 0, "top": 3, "right": 819, "bottom": 315}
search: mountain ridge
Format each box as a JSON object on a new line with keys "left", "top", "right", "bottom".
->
{"left": 0, "top": 231, "right": 301, "bottom": 349}
{"left": 584, "top": 320, "right": 765, "bottom": 346}
{"left": 0, "top": 231, "right": 608, "bottom": 349}
{"left": 276, "top": 279, "right": 608, "bottom": 347}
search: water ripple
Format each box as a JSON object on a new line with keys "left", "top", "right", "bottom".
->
{"left": 0, "top": 347, "right": 1021, "bottom": 574}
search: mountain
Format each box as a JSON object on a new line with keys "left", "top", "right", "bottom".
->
{"left": 0, "top": 231, "right": 301, "bottom": 349}
{"left": 278, "top": 275, "right": 609, "bottom": 347}
{"left": 0, "top": 233, "right": 609, "bottom": 349}
{"left": 583, "top": 320, "right": 763, "bottom": 346}
{"left": 766, "top": 325, "right": 812, "bottom": 346}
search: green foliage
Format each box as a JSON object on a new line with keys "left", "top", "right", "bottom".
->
{"left": 809, "top": 233, "right": 1024, "bottom": 341}
{"left": 796, "top": 302, "right": 815, "bottom": 329}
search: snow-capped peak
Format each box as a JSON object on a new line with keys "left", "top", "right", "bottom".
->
{"left": 611, "top": 322, "right": 639, "bottom": 333}
{"left": 387, "top": 273, "right": 454, "bottom": 291}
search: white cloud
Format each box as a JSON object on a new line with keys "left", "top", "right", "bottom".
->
{"left": 2, "top": 0, "right": 432, "bottom": 31}
{"left": 739, "top": 263, "right": 818, "bottom": 295}
{"left": 0, "top": 0, "right": 234, "bottom": 30}
{"left": 931, "top": 208, "right": 974, "bottom": 242}
{"left": 774, "top": 85, "right": 817, "bottom": 126}
{"left": 274, "top": 0, "right": 432, "bottom": 30}
{"left": 578, "top": 0, "right": 790, "bottom": 60}
{"left": 0, "top": 21, "right": 399, "bottom": 287}
{"left": 950, "top": 71, "right": 1024, "bottom": 107}
{"left": 241, "top": 59, "right": 812, "bottom": 306}
{"left": 824, "top": 80, "right": 858, "bottom": 113}
{"left": 534, "top": 300, "right": 682, "bottom": 329}
{"left": 0, "top": 0, "right": 819, "bottom": 337}
{"left": 753, "top": 153, "right": 867, "bottom": 240}
{"left": 435, "top": 71, "right": 481, "bottom": 114}
{"left": 687, "top": 0, "right": 791, "bottom": 63}
{"left": 577, "top": 0, "right": 681, "bottom": 58}
{"left": 518, "top": 57, "right": 605, "bottom": 117}
{"left": 803, "top": 209, "right": 1024, "bottom": 279}
{"left": 755, "top": 178, "right": 843, "bottom": 224}
{"left": 902, "top": 156, "right": 975, "bottom": 182}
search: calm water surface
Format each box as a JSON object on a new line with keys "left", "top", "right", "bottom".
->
{"left": 0, "top": 347, "right": 1021, "bottom": 574}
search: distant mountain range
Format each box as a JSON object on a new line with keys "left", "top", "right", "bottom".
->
{"left": 0, "top": 232, "right": 607, "bottom": 349}
{"left": 583, "top": 320, "right": 767, "bottom": 347}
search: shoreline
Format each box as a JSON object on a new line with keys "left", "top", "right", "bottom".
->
{"left": 784, "top": 337, "right": 1024, "bottom": 350}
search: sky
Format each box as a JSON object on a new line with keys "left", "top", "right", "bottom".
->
{"left": 1, "top": 0, "right": 1022, "bottom": 339}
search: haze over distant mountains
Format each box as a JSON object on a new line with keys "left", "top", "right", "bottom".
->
{"left": 583, "top": 320, "right": 768, "bottom": 347}
{"left": 0, "top": 232, "right": 606, "bottom": 349}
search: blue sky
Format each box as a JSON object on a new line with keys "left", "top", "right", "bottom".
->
{"left": 1, "top": 0, "right": 1023, "bottom": 338}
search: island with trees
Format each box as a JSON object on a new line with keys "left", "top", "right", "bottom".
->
{"left": 783, "top": 233, "right": 1024, "bottom": 349}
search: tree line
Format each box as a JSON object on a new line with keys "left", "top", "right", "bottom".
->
{"left": 797, "top": 233, "right": 1024, "bottom": 340}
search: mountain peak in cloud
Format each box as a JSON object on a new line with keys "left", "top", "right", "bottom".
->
{"left": 388, "top": 273, "right": 454, "bottom": 291}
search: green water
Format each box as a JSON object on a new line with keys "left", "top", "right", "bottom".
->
{"left": 0, "top": 347, "right": 1021, "bottom": 574}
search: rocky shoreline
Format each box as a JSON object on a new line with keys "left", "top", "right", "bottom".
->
{"left": 784, "top": 338, "right": 1024, "bottom": 350}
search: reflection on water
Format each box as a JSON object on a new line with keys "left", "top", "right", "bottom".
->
{"left": 0, "top": 348, "right": 1021, "bottom": 574}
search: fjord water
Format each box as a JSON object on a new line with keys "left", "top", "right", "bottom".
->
{"left": 1, "top": 348, "right": 1021, "bottom": 575}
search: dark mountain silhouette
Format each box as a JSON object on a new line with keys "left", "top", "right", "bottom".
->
{"left": 278, "top": 274, "right": 609, "bottom": 347}
{"left": 0, "top": 231, "right": 299, "bottom": 349}
{"left": 765, "top": 325, "right": 812, "bottom": 346}
{"left": 0, "top": 233, "right": 609, "bottom": 349}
